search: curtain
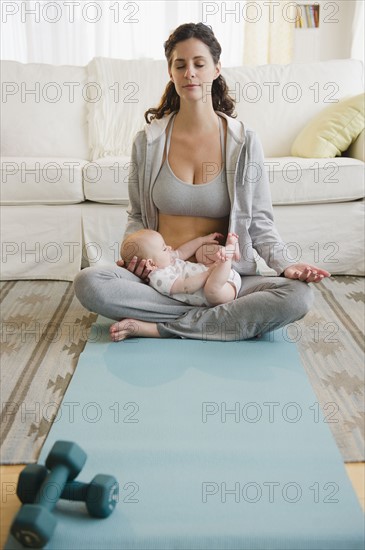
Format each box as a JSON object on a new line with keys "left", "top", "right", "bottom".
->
{"left": 243, "top": 0, "right": 295, "bottom": 65}
{"left": 351, "top": 0, "right": 365, "bottom": 63}
{"left": 0, "top": 0, "right": 246, "bottom": 67}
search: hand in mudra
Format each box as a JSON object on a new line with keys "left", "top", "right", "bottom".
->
{"left": 283, "top": 264, "right": 331, "bottom": 283}
{"left": 116, "top": 257, "right": 151, "bottom": 282}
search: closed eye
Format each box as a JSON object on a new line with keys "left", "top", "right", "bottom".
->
{"left": 177, "top": 65, "right": 204, "bottom": 69}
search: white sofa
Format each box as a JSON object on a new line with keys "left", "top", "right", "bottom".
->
{"left": 1, "top": 57, "right": 364, "bottom": 281}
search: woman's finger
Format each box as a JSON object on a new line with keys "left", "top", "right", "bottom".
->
{"left": 140, "top": 267, "right": 152, "bottom": 281}
{"left": 299, "top": 268, "right": 311, "bottom": 281}
{"left": 134, "top": 259, "right": 147, "bottom": 278}
{"left": 126, "top": 256, "right": 138, "bottom": 272}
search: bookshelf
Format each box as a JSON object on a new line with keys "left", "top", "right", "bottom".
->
{"left": 295, "top": 2, "right": 320, "bottom": 28}
{"left": 293, "top": 2, "right": 321, "bottom": 62}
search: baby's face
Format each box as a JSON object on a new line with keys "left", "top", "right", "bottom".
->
{"left": 146, "top": 233, "right": 173, "bottom": 269}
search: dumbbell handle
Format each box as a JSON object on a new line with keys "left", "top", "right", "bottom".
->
{"left": 61, "top": 480, "right": 88, "bottom": 501}
{"left": 35, "top": 464, "right": 71, "bottom": 511}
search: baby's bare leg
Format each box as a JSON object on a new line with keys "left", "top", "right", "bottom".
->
{"left": 204, "top": 253, "right": 236, "bottom": 306}
{"left": 195, "top": 242, "right": 221, "bottom": 265}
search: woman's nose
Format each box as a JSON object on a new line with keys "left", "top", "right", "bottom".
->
{"left": 184, "top": 66, "right": 195, "bottom": 79}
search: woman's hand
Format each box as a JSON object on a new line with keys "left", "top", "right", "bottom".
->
{"left": 116, "top": 257, "right": 152, "bottom": 282}
{"left": 283, "top": 264, "right": 331, "bottom": 283}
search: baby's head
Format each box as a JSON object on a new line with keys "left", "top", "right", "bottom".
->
{"left": 121, "top": 229, "right": 173, "bottom": 269}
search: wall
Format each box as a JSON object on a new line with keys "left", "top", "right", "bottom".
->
{"left": 293, "top": 0, "right": 360, "bottom": 62}
{"left": 319, "top": 0, "right": 357, "bottom": 60}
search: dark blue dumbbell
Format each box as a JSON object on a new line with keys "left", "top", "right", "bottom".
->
{"left": 17, "top": 464, "right": 119, "bottom": 518}
{"left": 11, "top": 441, "right": 87, "bottom": 548}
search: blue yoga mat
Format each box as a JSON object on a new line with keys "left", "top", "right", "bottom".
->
{"left": 6, "top": 317, "right": 365, "bottom": 549}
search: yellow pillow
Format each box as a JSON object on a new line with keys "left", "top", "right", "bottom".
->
{"left": 291, "top": 93, "right": 365, "bottom": 158}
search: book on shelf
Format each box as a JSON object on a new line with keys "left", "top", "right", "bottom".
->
{"left": 295, "top": 4, "right": 319, "bottom": 28}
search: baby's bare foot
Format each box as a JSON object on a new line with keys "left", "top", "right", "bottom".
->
{"left": 211, "top": 246, "right": 226, "bottom": 263}
{"left": 225, "top": 232, "right": 241, "bottom": 261}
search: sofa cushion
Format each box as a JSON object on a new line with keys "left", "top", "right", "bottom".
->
{"left": 222, "top": 59, "right": 364, "bottom": 157}
{"left": 82, "top": 156, "right": 130, "bottom": 204}
{"left": 87, "top": 58, "right": 168, "bottom": 159}
{"left": 268, "top": 156, "right": 365, "bottom": 205}
{"left": 272, "top": 200, "right": 365, "bottom": 276}
{"left": 1, "top": 205, "right": 83, "bottom": 281}
{"left": 81, "top": 202, "right": 128, "bottom": 267}
{"left": 83, "top": 154, "right": 364, "bottom": 206}
{"left": 79, "top": 201, "right": 365, "bottom": 276}
{"left": 0, "top": 157, "right": 87, "bottom": 205}
{"left": 85, "top": 58, "right": 364, "bottom": 159}
{"left": 291, "top": 93, "right": 365, "bottom": 158}
{"left": 1, "top": 61, "right": 90, "bottom": 159}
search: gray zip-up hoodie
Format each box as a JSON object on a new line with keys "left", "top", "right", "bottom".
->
{"left": 124, "top": 110, "right": 297, "bottom": 276}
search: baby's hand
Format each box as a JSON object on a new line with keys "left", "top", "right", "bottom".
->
{"left": 202, "top": 232, "right": 224, "bottom": 244}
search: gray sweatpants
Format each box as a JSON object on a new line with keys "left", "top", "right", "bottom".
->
{"left": 73, "top": 265, "right": 314, "bottom": 341}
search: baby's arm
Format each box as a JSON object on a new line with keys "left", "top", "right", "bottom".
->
{"left": 170, "top": 270, "right": 212, "bottom": 295}
{"left": 176, "top": 233, "right": 223, "bottom": 261}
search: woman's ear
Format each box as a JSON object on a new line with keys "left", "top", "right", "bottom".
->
{"left": 214, "top": 61, "right": 221, "bottom": 80}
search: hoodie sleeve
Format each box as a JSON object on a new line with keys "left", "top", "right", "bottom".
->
{"left": 123, "top": 131, "right": 146, "bottom": 240}
{"left": 246, "top": 130, "right": 298, "bottom": 275}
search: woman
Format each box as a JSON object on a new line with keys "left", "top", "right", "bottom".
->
{"left": 74, "top": 22, "right": 330, "bottom": 342}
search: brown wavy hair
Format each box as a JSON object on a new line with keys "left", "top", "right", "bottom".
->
{"left": 144, "top": 22, "right": 236, "bottom": 123}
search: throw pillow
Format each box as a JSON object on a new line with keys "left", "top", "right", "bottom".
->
{"left": 291, "top": 93, "right": 365, "bottom": 158}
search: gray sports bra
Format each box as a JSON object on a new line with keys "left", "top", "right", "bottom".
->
{"left": 152, "top": 114, "right": 231, "bottom": 217}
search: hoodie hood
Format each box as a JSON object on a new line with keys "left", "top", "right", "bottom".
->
{"left": 144, "top": 110, "right": 245, "bottom": 146}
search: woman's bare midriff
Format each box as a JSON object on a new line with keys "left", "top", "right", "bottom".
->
{"left": 158, "top": 213, "right": 229, "bottom": 262}
{"left": 157, "top": 115, "right": 229, "bottom": 261}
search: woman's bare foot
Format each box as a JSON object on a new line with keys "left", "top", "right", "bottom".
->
{"left": 225, "top": 232, "right": 241, "bottom": 261}
{"left": 109, "top": 319, "right": 161, "bottom": 341}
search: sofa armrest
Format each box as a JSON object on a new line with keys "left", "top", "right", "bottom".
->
{"left": 344, "top": 129, "right": 365, "bottom": 162}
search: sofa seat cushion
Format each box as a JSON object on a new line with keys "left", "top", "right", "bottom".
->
{"left": 0, "top": 157, "right": 87, "bottom": 205}
{"left": 268, "top": 156, "right": 365, "bottom": 205}
{"left": 83, "top": 156, "right": 130, "bottom": 204}
{"left": 84, "top": 155, "right": 365, "bottom": 206}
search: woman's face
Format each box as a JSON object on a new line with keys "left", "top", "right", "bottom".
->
{"left": 169, "top": 37, "right": 221, "bottom": 104}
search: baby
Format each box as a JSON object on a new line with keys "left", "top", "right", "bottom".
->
{"left": 120, "top": 230, "right": 241, "bottom": 306}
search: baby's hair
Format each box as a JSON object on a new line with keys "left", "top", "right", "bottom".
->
{"left": 120, "top": 229, "right": 157, "bottom": 265}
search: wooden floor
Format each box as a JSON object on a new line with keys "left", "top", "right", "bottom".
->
{"left": 1, "top": 463, "right": 364, "bottom": 549}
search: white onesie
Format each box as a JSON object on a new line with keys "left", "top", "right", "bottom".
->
{"left": 148, "top": 258, "right": 241, "bottom": 306}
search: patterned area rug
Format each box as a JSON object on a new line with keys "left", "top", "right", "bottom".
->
{"left": 0, "top": 281, "right": 97, "bottom": 464}
{"left": 0, "top": 276, "right": 364, "bottom": 464}
{"left": 293, "top": 275, "right": 364, "bottom": 462}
